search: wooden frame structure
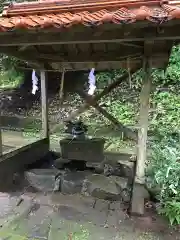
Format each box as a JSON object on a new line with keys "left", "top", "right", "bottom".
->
{"left": 0, "top": 0, "right": 180, "bottom": 214}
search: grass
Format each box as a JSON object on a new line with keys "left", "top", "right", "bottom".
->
{"left": 21, "top": 122, "right": 136, "bottom": 153}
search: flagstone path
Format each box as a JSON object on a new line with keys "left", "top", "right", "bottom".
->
{"left": 0, "top": 192, "right": 178, "bottom": 240}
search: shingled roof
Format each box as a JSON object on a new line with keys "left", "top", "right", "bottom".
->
{"left": 0, "top": 0, "right": 179, "bottom": 31}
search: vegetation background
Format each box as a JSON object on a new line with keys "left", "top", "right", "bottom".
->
{"left": 1, "top": 0, "right": 180, "bottom": 226}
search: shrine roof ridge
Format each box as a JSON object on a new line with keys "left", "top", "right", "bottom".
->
{"left": 0, "top": 0, "right": 180, "bottom": 31}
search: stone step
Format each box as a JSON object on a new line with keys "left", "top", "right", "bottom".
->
{"left": 25, "top": 169, "right": 60, "bottom": 192}
{"left": 104, "top": 151, "right": 136, "bottom": 162}
{"left": 86, "top": 160, "right": 135, "bottom": 179}
{"left": 25, "top": 169, "right": 132, "bottom": 202}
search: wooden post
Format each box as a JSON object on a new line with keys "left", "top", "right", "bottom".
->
{"left": 0, "top": 122, "right": 2, "bottom": 156}
{"left": 59, "top": 69, "right": 65, "bottom": 105}
{"left": 130, "top": 57, "right": 151, "bottom": 215}
{"left": 40, "top": 69, "right": 49, "bottom": 139}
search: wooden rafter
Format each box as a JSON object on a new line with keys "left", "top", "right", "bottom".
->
{"left": 1, "top": 48, "right": 142, "bottom": 63}
{"left": 0, "top": 25, "right": 178, "bottom": 46}
{"left": 79, "top": 91, "right": 137, "bottom": 141}
{"left": 51, "top": 68, "right": 139, "bottom": 140}
{"left": 64, "top": 68, "right": 140, "bottom": 122}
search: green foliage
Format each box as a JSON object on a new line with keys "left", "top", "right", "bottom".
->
{"left": 106, "top": 100, "right": 135, "bottom": 125}
{"left": 159, "top": 201, "right": 180, "bottom": 225}
{"left": 95, "top": 44, "right": 180, "bottom": 225}
{"left": 165, "top": 46, "right": 180, "bottom": 83}
{"left": 0, "top": 67, "right": 24, "bottom": 89}
{"left": 96, "top": 69, "right": 125, "bottom": 88}
{"left": 147, "top": 139, "right": 180, "bottom": 225}
{"left": 0, "top": 54, "right": 24, "bottom": 89}
{"left": 150, "top": 91, "right": 180, "bottom": 136}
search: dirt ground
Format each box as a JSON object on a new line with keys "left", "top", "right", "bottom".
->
{"left": 0, "top": 191, "right": 179, "bottom": 240}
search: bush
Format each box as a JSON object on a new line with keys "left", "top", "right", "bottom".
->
{"left": 0, "top": 68, "right": 24, "bottom": 89}
{"left": 150, "top": 91, "right": 180, "bottom": 136}
{"left": 147, "top": 138, "right": 180, "bottom": 225}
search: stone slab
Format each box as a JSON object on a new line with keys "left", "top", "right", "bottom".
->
{"left": 94, "top": 199, "right": 110, "bottom": 213}
{"left": 25, "top": 169, "right": 60, "bottom": 192}
{"left": 106, "top": 202, "right": 128, "bottom": 228}
{"left": 84, "top": 174, "right": 121, "bottom": 201}
{"left": 61, "top": 171, "right": 91, "bottom": 194}
{"left": 51, "top": 193, "right": 96, "bottom": 210}
{"left": 48, "top": 214, "right": 90, "bottom": 240}
{"left": 0, "top": 194, "right": 33, "bottom": 228}
{"left": 2, "top": 204, "right": 53, "bottom": 240}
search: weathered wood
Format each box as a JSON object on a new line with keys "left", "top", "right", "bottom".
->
{"left": 0, "top": 103, "right": 2, "bottom": 156}
{"left": 59, "top": 69, "right": 65, "bottom": 105}
{"left": 130, "top": 57, "right": 151, "bottom": 215}
{"left": 64, "top": 68, "right": 139, "bottom": 123}
{"left": 0, "top": 139, "right": 49, "bottom": 191}
{"left": 2, "top": 48, "right": 142, "bottom": 63}
{"left": 0, "top": 121, "right": 2, "bottom": 156}
{"left": 0, "top": 25, "right": 178, "bottom": 46}
{"left": 51, "top": 69, "right": 139, "bottom": 133}
{"left": 41, "top": 70, "right": 49, "bottom": 139}
{"left": 80, "top": 92, "right": 137, "bottom": 141}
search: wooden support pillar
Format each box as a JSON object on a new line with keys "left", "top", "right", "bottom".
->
{"left": 40, "top": 69, "right": 49, "bottom": 139}
{"left": 59, "top": 69, "right": 65, "bottom": 105}
{"left": 130, "top": 57, "right": 151, "bottom": 215}
{"left": 0, "top": 121, "right": 2, "bottom": 156}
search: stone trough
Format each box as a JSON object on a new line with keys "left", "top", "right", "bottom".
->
{"left": 25, "top": 169, "right": 131, "bottom": 202}
{"left": 25, "top": 149, "right": 139, "bottom": 203}
{"left": 24, "top": 135, "right": 148, "bottom": 205}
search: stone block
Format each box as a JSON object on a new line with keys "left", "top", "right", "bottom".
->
{"left": 130, "top": 183, "right": 147, "bottom": 215}
{"left": 25, "top": 169, "right": 60, "bottom": 192}
{"left": 117, "top": 160, "right": 135, "bottom": 179}
{"left": 61, "top": 171, "right": 91, "bottom": 194}
{"left": 83, "top": 174, "right": 121, "bottom": 201}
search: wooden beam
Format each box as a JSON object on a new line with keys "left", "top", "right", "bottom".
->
{"left": 0, "top": 27, "right": 150, "bottom": 46}
{"left": 40, "top": 69, "right": 49, "bottom": 139}
{"left": 52, "top": 69, "right": 140, "bottom": 135}
{"left": 0, "top": 118, "right": 2, "bottom": 156}
{"left": 79, "top": 92, "right": 137, "bottom": 141}
{"left": 59, "top": 69, "right": 65, "bottom": 105}
{"left": 64, "top": 68, "right": 139, "bottom": 122}
{"left": 130, "top": 57, "right": 152, "bottom": 215}
{"left": 119, "top": 43, "right": 143, "bottom": 49}
{"left": 0, "top": 25, "right": 178, "bottom": 46}
{"left": 1, "top": 48, "right": 142, "bottom": 63}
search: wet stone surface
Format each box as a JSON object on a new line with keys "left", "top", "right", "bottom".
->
{"left": 6, "top": 204, "right": 53, "bottom": 239}
{"left": 0, "top": 192, "right": 178, "bottom": 240}
{"left": 82, "top": 174, "right": 124, "bottom": 201}
{"left": 25, "top": 169, "right": 60, "bottom": 192}
{"left": 0, "top": 193, "right": 19, "bottom": 218}
{"left": 25, "top": 169, "right": 131, "bottom": 202}
{"left": 61, "top": 171, "right": 91, "bottom": 194}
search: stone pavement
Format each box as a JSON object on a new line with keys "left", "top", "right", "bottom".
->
{"left": 0, "top": 192, "right": 178, "bottom": 240}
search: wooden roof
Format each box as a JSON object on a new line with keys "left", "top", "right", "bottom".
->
{"left": 0, "top": 0, "right": 179, "bottom": 71}
{"left": 0, "top": 0, "right": 179, "bottom": 31}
